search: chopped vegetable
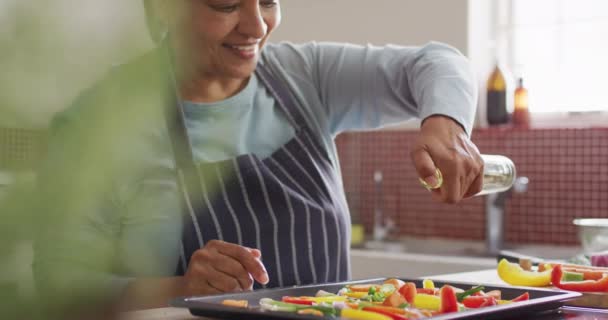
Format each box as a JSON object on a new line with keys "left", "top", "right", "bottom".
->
{"left": 551, "top": 264, "right": 608, "bottom": 292}
{"left": 561, "top": 267, "right": 606, "bottom": 281}
{"left": 511, "top": 292, "right": 529, "bottom": 302}
{"left": 439, "top": 285, "right": 458, "bottom": 314}
{"left": 282, "top": 296, "right": 314, "bottom": 305}
{"left": 399, "top": 282, "right": 417, "bottom": 304}
{"left": 362, "top": 307, "right": 409, "bottom": 320}
{"left": 316, "top": 289, "right": 337, "bottom": 297}
{"left": 259, "top": 298, "right": 337, "bottom": 315}
{"left": 422, "top": 279, "right": 435, "bottom": 290}
{"left": 382, "top": 292, "right": 406, "bottom": 308}
{"left": 455, "top": 285, "right": 484, "bottom": 302}
{"left": 413, "top": 294, "right": 440, "bottom": 311}
{"left": 384, "top": 278, "right": 406, "bottom": 290}
{"left": 415, "top": 288, "right": 437, "bottom": 295}
{"left": 221, "top": 299, "right": 248, "bottom": 308}
{"left": 341, "top": 308, "right": 393, "bottom": 320}
{"left": 362, "top": 305, "right": 407, "bottom": 315}
{"left": 519, "top": 258, "right": 533, "bottom": 271}
{"left": 562, "top": 271, "right": 585, "bottom": 282}
{"left": 485, "top": 290, "right": 502, "bottom": 300}
{"left": 497, "top": 258, "right": 553, "bottom": 287}
{"left": 462, "top": 296, "right": 497, "bottom": 308}
{"left": 297, "top": 309, "right": 323, "bottom": 316}
{"left": 350, "top": 284, "right": 381, "bottom": 292}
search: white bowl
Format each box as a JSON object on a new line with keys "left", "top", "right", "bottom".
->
{"left": 573, "top": 218, "right": 608, "bottom": 254}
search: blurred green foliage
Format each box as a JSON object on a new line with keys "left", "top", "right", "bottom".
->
{"left": 1, "top": 1, "right": 154, "bottom": 319}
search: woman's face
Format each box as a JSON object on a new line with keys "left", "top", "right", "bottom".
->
{"left": 163, "top": 0, "right": 281, "bottom": 81}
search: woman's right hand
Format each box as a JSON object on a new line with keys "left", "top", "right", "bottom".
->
{"left": 183, "top": 240, "right": 269, "bottom": 295}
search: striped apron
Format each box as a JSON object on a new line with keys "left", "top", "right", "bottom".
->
{"left": 168, "top": 63, "right": 351, "bottom": 288}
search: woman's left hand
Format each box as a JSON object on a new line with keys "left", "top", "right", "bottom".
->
{"left": 410, "top": 115, "right": 484, "bottom": 203}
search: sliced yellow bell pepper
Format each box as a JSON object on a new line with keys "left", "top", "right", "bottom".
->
{"left": 497, "top": 258, "right": 553, "bottom": 287}
{"left": 308, "top": 296, "right": 348, "bottom": 303}
{"left": 344, "top": 291, "right": 368, "bottom": 299}
{"left": 341, "top": 308, "right": 392, "bottom": 320}
{"left": 413, "top": 293, "right": 440, "bottom": 311}
{"left": 422, "top": 279, "right": 435, "bottom": 290}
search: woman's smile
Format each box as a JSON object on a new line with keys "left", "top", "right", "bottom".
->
{"left": 222, "top": 41, "right": 260, "bottom": 60}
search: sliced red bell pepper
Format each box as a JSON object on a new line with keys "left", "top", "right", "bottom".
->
{"left": 281, "top": 296, "right": 313, "bottom": 305}
{"left": 511, "top": 292, "right": 529, "bottom": 302}
{"left": 462, "top": 296, "right": 497, "bottom": 308}
{"left": 399, "top": 282, "right": 417, "bottom": 304}
{"left": 439, "top": 285, "right": 458, "bottom": 313}
{"left": 551, "top": 264, "right": 608, "bottom": 292}
{"left": 362, "top": 307, "right": 410, "bottom": 320}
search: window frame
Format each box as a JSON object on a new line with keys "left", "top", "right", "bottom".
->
{"left": 492, "top": 0, "right": 608, "bottom": 128}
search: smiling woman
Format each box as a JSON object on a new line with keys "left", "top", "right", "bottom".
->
{"left": 34, "top": 0, "right": 483, "bottom": 314}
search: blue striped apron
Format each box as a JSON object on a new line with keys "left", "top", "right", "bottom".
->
{"left": 168, "top": 63, "right": 351, "bottom": 288}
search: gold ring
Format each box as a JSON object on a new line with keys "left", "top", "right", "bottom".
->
{"left": 419, "top": 168, "right": 443, "bottom": 190}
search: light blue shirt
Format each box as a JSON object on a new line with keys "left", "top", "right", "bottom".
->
{"left": 33, "top": 41, "right": 477, "bottom": 297}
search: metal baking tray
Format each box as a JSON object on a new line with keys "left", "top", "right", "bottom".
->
{"left": 171, "top": 278, "right": 582, "bottom": 319}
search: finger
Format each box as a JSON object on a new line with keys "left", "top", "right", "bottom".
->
{"left": 212, "top": 254, "right": 255, "bottom": 290}
{"left": 411, "top": 148, "right": 440, "bottom": 189}
{"left": 218, "top": 243, "right": 269, "bottom": 285}
{"left": 249, "top": 248, "right": 262, "bottom": 258}
{"left": 438, "top": 166, "right": 462, "bottom": 204}
{"left": 205, "top": 266, "right": 242, "bottom": 293}
{"left": 185, "top": 263, "right": 225, "bottom": 295}
{"left": 463, "top": 169, "right": 483, "bottom": 198}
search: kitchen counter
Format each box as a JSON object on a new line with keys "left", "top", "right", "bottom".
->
{"left": 120, "top": 268, "right": 608, "bottom": 320}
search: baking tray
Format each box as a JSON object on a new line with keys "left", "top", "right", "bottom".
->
{"left": 171, "top": 278, "right": 582, "bottom": 320}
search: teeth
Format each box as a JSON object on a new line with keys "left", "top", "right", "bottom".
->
{"left": 229, "top": 44, "right": 257, "bottom": 51}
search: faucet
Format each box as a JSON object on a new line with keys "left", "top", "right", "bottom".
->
{"left": 486, "top": 176, "right": 529, "bottom": 255}
{"left": 373, "top": 170, "right": 396, "bottom": 242}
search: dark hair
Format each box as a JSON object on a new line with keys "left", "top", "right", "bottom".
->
{"left": 143, "top": 0, "right": 163, "bottom": 43}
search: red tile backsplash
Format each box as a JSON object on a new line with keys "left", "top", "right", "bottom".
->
{"left": 336, "top": 127, "right": 608, "bottom": 246}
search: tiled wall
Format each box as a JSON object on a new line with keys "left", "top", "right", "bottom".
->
{"left": 336, "top": 127, "right": 608, "bottom": 246}
{"left": 0, "top": 128, "right": 46, "bottom": 171}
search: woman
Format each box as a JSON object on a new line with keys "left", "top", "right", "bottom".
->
{"left": 34, "top": 0, "right": 483, "bottom": 311}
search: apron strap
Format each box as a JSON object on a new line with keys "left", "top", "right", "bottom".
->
{"left": 159, "top": 37, "right": 204, "bottom": 210}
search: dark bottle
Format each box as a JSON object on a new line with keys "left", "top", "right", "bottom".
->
{"left": 486, "top": 64, "right": 509, "bottom": 125}
{"left": 513, "top": 77, "right": 530, "bottom": 128}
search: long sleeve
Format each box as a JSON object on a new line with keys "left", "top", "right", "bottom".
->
{"left": 263, "top": 41, "right": 478, "bottom": 136}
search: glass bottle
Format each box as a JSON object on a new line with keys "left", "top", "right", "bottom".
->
{"left": 513, "top": 77, "right": 530, "bottom": 128}
{"left": 486, "top": 64, "right": 509, "bottom": 125}
{"left": 477, "top": 154, "right": 516, "bottom": 196}
{"left": 419, "top": 154, "right": 517, "bottom": 196}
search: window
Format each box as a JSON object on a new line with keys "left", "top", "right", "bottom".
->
{"left": 498, "top": 0, "right": 608, "bottom": 113}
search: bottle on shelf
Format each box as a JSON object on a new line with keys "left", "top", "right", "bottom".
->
{"left": 486, "top": 63, "right": 510, "bottom": 125}
{"left": 513, "top": 77, "right": 530, "bottom": 128}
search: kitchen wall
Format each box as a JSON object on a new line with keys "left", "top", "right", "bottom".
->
{"left": 338, "top": 127, "right": 608, "bottom": 246}
{"left": 272, "top": 0, "right": 469, "bottom": 54}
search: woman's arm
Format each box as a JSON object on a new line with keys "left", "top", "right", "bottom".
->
{"left": 264, "top": 41, "right": 477, "bottom": 136}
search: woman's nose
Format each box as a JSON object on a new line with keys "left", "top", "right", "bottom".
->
{"left": 237, "top": 4, "right": 267, "bottom": 39}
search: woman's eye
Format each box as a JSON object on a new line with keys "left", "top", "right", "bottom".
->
{"left": 213, "top": 4, "right": 238, "bottom": 12}
{"left": 260, "top": 1, "right": 277, "bottom": 8}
